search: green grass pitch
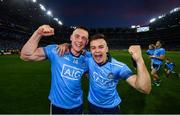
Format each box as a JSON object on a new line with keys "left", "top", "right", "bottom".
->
{"left": 0, "top": 50, "right": 179, "bottom": 113}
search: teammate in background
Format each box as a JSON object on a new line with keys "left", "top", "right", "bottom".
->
{"left": 146, "top": 44, "right": 155, "bottom": 69}
{"left": 164, "top": 58, "right": 179, "bottom": 77}
{"left": 58, "top": 34, "right": 151, "bottom": 114}
{"left": 150, "top": 40, "right": 165, "bottom": 86}
{"left": 20, "top": 25, "right": 89, "bottom": 114}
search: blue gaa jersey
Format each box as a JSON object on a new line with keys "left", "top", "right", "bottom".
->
{"left": 43, "top": 44, "right": 88, "bottom": 109}
{"left": 86, "top": 54, "right": 133, "bottom": 108}
{"left": 165, "top": 62, "right": 175, "bottom": 71}
{"left": 152, "top": 48, "right": 165, "bottom": 65}
{"left": 146, "top": 49, "right": 155, "bottom": 62}
{"left": 146, "top": 49, "right": 154, "bottom": 56}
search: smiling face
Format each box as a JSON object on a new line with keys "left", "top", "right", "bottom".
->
{"left": 156, "top": 41, "right": 162, "bottom": 48}
{"left": 149, "top": 44, "right": 153, "bottom": 49}
{"left": 70, "top": 28, "right": 89, "bottom": 56}
{"left": 90, "top": 38, "right": 108, "bottom": 64}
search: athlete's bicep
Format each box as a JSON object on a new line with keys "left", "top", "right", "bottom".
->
{"left": 126, "top": 74, "right": 137, "bottom": 89}
{"left": 159, "top": 54, "right": 165, "bottom": 60}
{"left": 21, "top": 47, "right": 46, "bottom": 61}
{"left": 159, "top": 49, "right": 166, "bottom": 60}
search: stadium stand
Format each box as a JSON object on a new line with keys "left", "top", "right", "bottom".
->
{"left": 0, "top": 0, "right": 180, "bottom": 55}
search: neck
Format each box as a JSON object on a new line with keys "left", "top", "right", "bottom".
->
{"left": 70, "top": 48, "right": 81, "bottom": 57}
{"left": 102, "top": 56, "right": 108, "bottom": 64}
{"left": 97, "top": 53, "right": 110, "bottom": 66}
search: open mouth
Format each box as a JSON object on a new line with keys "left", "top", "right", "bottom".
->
{"left": 94, "top": 54, "right": 103, "bottom": 61}
{"left": 75, "top": 42, "right": 83, "bottom": 48}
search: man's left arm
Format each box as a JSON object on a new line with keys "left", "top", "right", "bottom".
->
{"left": 127, "top": 45, "right": 151, "bottom": 94}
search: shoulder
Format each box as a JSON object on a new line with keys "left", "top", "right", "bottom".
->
{"left": 160, "top": 47, "right": 165, "bottom": 50}
{"left": 44, "top": 44, "right": 58, "bottom": 52}
{"left": 45, "top": 44, "right": 57, "bottom": 49}
{"left": 43, "top": 44, "right": 58, "bottom": 56}
{"left": 111, "top": 58, "right": 126, "bottom": 68}
{"left": 83, "top": 50, "right": 92, "bottom": 59}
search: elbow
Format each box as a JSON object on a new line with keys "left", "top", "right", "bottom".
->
{"left": 142, "top": 87, "right": 151, "bottom": 94}
{"left": 20, "top": 52, "right": 30, "bottom": 61}
{"left": 20, "top": 52, "right": 25, "bottom": 60}
{"left": 20, "top": 53, "right": 27, "bottom": 61}
{"left": 139, "top": 85, "right": 152, "bottom": 94}
{"left": 136, "top": 82, "right": 151, "bottom": 94}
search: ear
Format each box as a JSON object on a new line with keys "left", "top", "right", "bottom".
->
{"left": 106, "top": 46, "right": 109, "bottom": 53}
{"left": 85, "top": 39, "right": 89, "bottom": 45}
{"left": 70, "top": 35, "right": 73, "bottom": 42}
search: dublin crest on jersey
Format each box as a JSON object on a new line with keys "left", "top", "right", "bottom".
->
{"left": 108, "top": 73, "right": 114, "bottom": 79}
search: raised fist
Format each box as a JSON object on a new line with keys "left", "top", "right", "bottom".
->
{"left": 36, "top": 25, "right": 54, "bottom": 36}
{"left": 128, "top": 45, "right": 143, "bottom": 62}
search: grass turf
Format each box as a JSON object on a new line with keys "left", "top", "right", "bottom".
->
{"left": 0, "top": 50, "right": 179, "bottom": 113}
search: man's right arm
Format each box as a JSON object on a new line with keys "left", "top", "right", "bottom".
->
{"left": 127, "top": 45, "right": 151, "bottom": 94}
{"left": 20, "top": 25, "right": 54, "bottom": 61}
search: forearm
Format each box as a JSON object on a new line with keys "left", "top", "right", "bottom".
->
{"left": 136, "top": 59, "right": 151, "bottom": 94}
{"left": 21, "top": 31, "right": 42, "bottom": 56}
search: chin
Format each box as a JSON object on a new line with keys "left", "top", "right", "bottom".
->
{"left": 95, "top": 60, "right": 102, "bottom": 64}
{"left": 75, "top": 48, "right": 82, "bottom": 52}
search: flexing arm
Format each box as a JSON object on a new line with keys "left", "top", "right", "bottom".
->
{"left": 126, "top": 45, "right": 151, "bottom": 94}
{"left": 20, "top": 25, "right": 54, "bottom": 61}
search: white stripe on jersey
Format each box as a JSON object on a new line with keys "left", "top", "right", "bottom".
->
{"left": 110, "top": 59, "right": 125, "bottom": 68}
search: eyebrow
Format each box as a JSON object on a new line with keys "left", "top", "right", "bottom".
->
{"left": 90, "top": 44, "right": 105, "bottom": 47}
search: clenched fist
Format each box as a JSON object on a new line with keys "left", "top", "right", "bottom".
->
{"left": 36, "top": 25, "right": 54, "bottom": 36}
{"left": 128, "top": 45, "right": 143, "bottom": 63}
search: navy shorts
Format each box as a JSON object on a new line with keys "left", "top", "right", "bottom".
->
{"left": 88, "top": 101, "right": 121, "bottom": 114}
{"left": 51, "top": 104, "right": 83, "bottom": 114}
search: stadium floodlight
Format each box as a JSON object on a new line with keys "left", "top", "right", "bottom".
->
{"left": 32, "top": 0, "right": 37, "bottom": 3}
{"left": 131, "top": 25, "right": 136, "bottom": 28}
{"left": 39, "top": 4, "right": 46, "bottom": 11}
{"left": 70, "top": 26, "right": 76, "bottom": 29}
{"left": 170, "top": 9, "right": 174, "bottom": 14}
{"left": 158, "top": 14, "right": 165, "bottom": 19}
{"left": 170, "top": 7, "right": 180, "bottom": 14}
{"left": 136, "top": 25, "right": 140, "bottom": 28}
{"left": 131, "top": 25, "right": 140, "bottom": 28}
{"left": 58, "top": 21, "right": 63, "bottom": 25}
{"left": 150, "top": 18, "right": 156, "bottom": 23}
{"left": 158, "top": 16, "right": 162, "bottom": 19}
{"left": 137, "top": 26, "right": 149, "bottom": 33}
{"left": 53, "top": 18, "right": 59, "bottom": 22}
{"left": 46, "top": 10, "right": 53, "bottom": 17}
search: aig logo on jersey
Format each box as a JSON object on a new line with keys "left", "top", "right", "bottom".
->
{"left": 61, "top": 64, "right": 84, "bottom": 80}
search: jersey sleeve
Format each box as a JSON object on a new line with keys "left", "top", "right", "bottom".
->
{"left": 84, "top": 51, "right": 91, "bottom": 72}
{"left": 118, "top": 64, "right": 134, "bottom": 80}
{"left": 146, "top": 50, "right": 150, "bottom": 55}
{"left": 84, "top": 51, "right": 91, "bottom": 58}
{"left": 43, "top": 44, "right": 57, "bottom": 61}
{"left": 160, "top": 48, "right": 166, "bottom": 55}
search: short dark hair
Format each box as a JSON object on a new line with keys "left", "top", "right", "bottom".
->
{"left": 149, "top": 44, "right": 155, "bottom": 48}
{"left": 156, "top": 40, "right": 164, "bottom": 45}
{"left": 74, "top": 26, "right": 89, "bottom": 33}
{"left": 90, "top": 34, "right": 107, "bottom": 43}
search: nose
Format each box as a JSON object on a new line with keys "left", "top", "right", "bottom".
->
{"left": 77, "top": 37, "right": 83, "bottom": 43}
{"left": 95, "top": 48, "right": 100, "bottom": 53}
